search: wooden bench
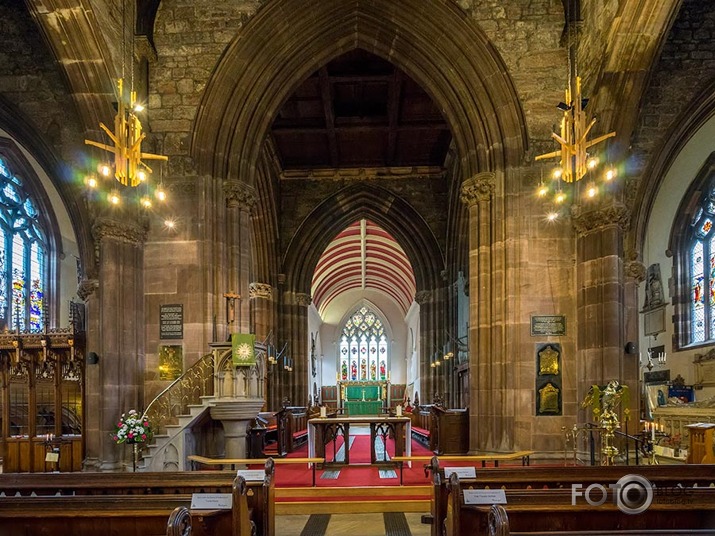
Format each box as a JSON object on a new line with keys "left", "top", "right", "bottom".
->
{"left": 0, "top": 465, "right": 274, "bottom": 536}
{"left": 0, "top": 495, "right": 219, "bottom": 536}
{"left": 444, "top": 473, "right": 715, "bottom": 536}
{"left": 486, "top": 503, "right": 715, "bottom": 536}
{"left": 286, "top": 406, "right": 309, "bottom": 452}
{"left": 410, "top": 406, "right": 432, "bottom": 446}
{"left": 434, "top": 465, "right": 715, "bottom": 536}
{"left": 187, "top": 454, "right": 324, "bottom": 487}
{"left": 167, "top": 506, "right": 192, "bottom": 536}
{"left": 392, "top": 451, "right": 535, "bottom": 485}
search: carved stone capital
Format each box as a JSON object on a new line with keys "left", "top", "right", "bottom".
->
{"left": 91, "top": 217, "right": 147, "bottom": 246}
{"left": 414, "top": 290, "right": 432, "bottom": 305}
{"left": 460, "top": 172, "right": 495, "bottom": 207}
{"left": 224, "top": 180, "right": 257, "bottom": 210}
{"left": 295, "top": 293, "right": 312, "bottom": 307}
{"left": 77, "top": 279, "right": 99, "bottom": 301}
{"left": 249, "top": 282, "right": 273, "bottom": 300}
{"left": 571, "top": 201, "right": 631, "bottom": 236}
{"left": 625, "top": 261, "right": 647, "bottom": 283}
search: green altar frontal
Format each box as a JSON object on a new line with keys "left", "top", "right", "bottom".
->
{"left": 344, "top": 400, "right": 383, "bottom": 415}
{"left": 343, "top": 385, "right": 383, "bottom": 415}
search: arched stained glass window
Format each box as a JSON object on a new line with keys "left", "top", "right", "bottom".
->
{"left": 339, "top": 305, "right": 388, "bottom": 381}
{"left": 688, "top": 183, "right": 715, "bottom": 344}
{"left": 0, "top": 156, "right": 46, "bottom": 332}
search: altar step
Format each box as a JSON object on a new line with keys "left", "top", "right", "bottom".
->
{"left": 275, "top": 485, "right": 431, "bottom": 515}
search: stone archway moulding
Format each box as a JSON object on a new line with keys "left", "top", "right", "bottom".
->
{"left": 192, "top": 0, "right": 527, "bottom": 184}
{"left": 630, "top": 79, "right": 715, "bottom": 258}
{"left": 282, "top": 183, "right": 444, "bottom": 298}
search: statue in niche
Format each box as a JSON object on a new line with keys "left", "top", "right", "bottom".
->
{"left": 643, "top": 263, "right": 665, "bottom": 310}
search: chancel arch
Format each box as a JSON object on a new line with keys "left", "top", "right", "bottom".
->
{"left": 191, "top": 0, "right": 528, "bottom": 183}
{"left": 281, "top": 183, "right": 444, "bottom": 408}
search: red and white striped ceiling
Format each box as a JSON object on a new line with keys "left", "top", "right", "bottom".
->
{"left": 311, "top": 219, "right": 416, "bottom": 316}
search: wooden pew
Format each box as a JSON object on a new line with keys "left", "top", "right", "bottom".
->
{"left": 392, "top": 451, "right": 534, "bottom": 486}
{"left": 486, "top": 503, "right": 715, "bottom": 536}
{"left": 286, "top": 406, "right": 309, "bottom": 452}
{"left": 427, "top": 458, "right": 715, "bottom": 536}
{"left": 430, "top": 405, "right": 469, "bottom": 454}
{"left": 0, "top": 494, "right": 229, "bottom": 536}
{"left": 444, "top": 474, "right": 715, "bottom": 536}
{"left": 410, "top": 405, "right": 432, "bottom": 446}
{"left": 167, "top": 506, "right": 192, "bottom": 536}
{"left": 188, "top": 454, "right": 324, "bottom": 487}
{"left": 0, "top": 464, "right": 274, "bottom": 536}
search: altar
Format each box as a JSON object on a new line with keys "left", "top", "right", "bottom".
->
{"left": 307, "top": 415, "right": 411, "bottom": 467}
{"left": 339, "top": 382, "right": 387, "bottom": 415}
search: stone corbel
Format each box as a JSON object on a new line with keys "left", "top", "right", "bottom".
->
{"left": 223, "top": 180, "right": 257, "bottom": 211}
{"left": 249, "top": 282, "right": 273, "bottom": 300}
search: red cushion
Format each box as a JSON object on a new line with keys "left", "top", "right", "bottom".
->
{"left": 412, "top": 427, "right": 430, "bottom": 436}
{"left": 293, "top": 430, "right": 308, "bottom": 439}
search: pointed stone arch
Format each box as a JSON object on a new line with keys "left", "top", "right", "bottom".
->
{"left": 192, "top": 0, "right": 527, "bottom": 182}
{"left": 282, "top": 183, "right": 443, "bottom": 297}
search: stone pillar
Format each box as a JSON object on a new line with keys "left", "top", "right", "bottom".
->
{"left": 281, "top": 291, "right": 310, "bottom": 407}
{"left": 210, "top": 399, "right": 265, "bottom": 459}
{"left": 572, "top": 201, "right": 631, "bottom": 418}
{"left": 78, "top": 278, "right": 100, "bottom": 470}
{"left": 250, "top": 281, "right": 274, "bottom": 408}
{"left": 415, "top": 288, "right": 447, "bottom": 405}
{"left": 460, "top": 172, "right": 512, "bottom": 452}
{"left": 90, "top": 216, "right": 147, "bottom": 471}
{"left": 624, "top": 254, "right": 646, "bottom": 422}
{"left": 224, "top": 180, "right": 256, "bottom": 335}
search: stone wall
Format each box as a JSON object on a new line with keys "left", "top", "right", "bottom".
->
{"left": 0, "top": 0, "right": 84, "bottom": 163}
{"left": 631, "top": 0, "right": 715, "bottom": 173}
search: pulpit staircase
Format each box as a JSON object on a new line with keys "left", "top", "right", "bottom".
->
{"left": 137, "top": 342, "right": 266, "bottom": 472}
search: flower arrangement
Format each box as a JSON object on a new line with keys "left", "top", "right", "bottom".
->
{"left": 113, "top": 409, "right": 152, "bottom": 444}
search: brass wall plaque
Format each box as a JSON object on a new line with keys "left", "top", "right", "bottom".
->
{"left": 538, "top": 382, "right": 560, "bottom": 414}
{"left": 538, "top": 345, "right": 560, "bottom": 375}
{"left": 530, "top": 315, "right": 566, "bottom": 336}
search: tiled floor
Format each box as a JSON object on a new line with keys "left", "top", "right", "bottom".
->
{"left": 276, "top": 512, "right": 431, "bottom": 536}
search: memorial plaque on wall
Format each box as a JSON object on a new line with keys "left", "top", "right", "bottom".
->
{"left": 531, "top": 315, "right": 566, "bottom": 336}
{"left": 535, "top": 343, "right": 562, "bottom": 416}
{"left": 160, "top": 304, "right": 183, "bottom": 339}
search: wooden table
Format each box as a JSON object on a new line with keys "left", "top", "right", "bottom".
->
{"left": 307, "top": 415, "right": 411, "bottom": 467}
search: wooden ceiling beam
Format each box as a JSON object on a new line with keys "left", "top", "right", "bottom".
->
{"left": 318, "top": 66, "right": 339, "bottom": 167}
{"left": 386, "top": 70, "right": 403, "bottom": 165}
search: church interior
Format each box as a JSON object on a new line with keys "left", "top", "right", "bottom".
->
{"left": 0, "top": 0, "right": 714, "bottom": 534}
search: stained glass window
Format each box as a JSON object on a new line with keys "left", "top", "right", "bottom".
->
{"left": 686, "top": 180, "right": 715, "bottom": 344}
{"left": 0, "top": 156, "right": 46, "bottom": 332}
{"left": 339, "top": 305, "right": 388, "bottom": 382}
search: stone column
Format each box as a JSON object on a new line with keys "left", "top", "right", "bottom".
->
{"left": 624, "top": 255, "right": 646, "bottom": 422}
{"left": 460, "top": 172, "right": 512, "bottom": 452}
{"left": 250, "top": 281, "right": 274, "bottom": 408}
{"left": 572, "top": 201, "right": 631, "bottom": 418}
{"left": 415, "top": 288, "right": 447, "bottom": 405}
{"left": 90, "top": 216, "right": 147, "bottom": 471}
{"left": 78, "top": 278, "right": 100, "bottom": 470}
{"left": 281, "top": 291, "right": 310, "bottom": 407}
{"left": 224, "top": 180, "right": 257, "bottom": 335}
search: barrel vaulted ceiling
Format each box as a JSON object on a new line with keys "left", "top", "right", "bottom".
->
{"left": 311, "top": 219, "right": 416, "bottom": 318}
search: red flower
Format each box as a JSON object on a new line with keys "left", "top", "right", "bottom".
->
{"left": 128, "top": 433, "right": 134, "bottom": 438}
{"left": 141, "top": 434, "right": 147, "bottom": 439}
{"left": 113, "top": 436, "right": 118, "bottom": 441}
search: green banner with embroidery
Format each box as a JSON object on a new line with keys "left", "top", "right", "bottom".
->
{"left": 232, "top": 333, "right": 256, "bottom": 366}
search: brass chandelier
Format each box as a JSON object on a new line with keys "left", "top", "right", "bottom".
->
{"left": 535, "top": 10, "right": 618, "bottom": 221}
{"left": 84, "top": 78, "right": 167, "bottom": 208}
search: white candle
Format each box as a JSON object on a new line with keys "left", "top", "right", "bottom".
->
{"left": 320, "top": 406, "right": 327, "bottom": 418}
{"left": 651, "top": 422, "right": 655, "bottom": 441}
{"left": 396, "top": 405, "right": 402, "bottom": 417}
